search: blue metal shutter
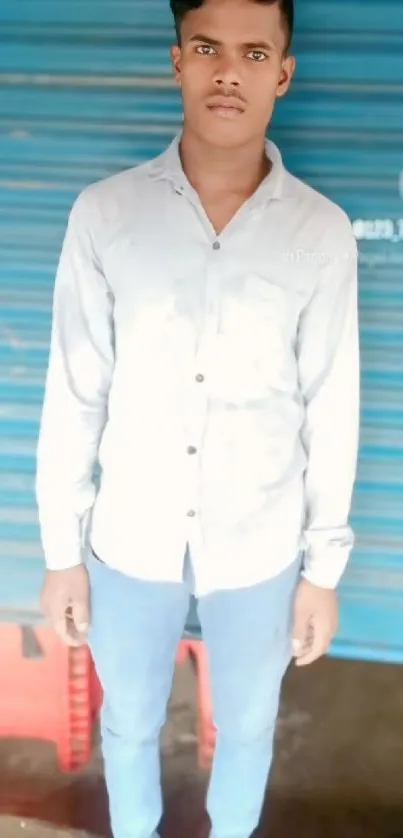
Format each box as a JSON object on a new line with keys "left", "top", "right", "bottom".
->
{"left": 279, "top": 1, "right": 403, "bottom": 663}
{"left": 0, "top": 1, "right": 402, "bottom": 662}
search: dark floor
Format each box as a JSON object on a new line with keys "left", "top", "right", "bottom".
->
{"left": 1, "top": 656, "right": 403, "bottom": 838}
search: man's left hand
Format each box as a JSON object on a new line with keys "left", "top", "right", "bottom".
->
{"left": 291, "top": 578, "right": 338, "bottom": 667}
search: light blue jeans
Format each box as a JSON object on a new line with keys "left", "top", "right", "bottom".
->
{"left": 87, "top": 548, "right": 301, "bottom": 838}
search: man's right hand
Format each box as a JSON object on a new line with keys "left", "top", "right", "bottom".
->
{"left": 41, "top": 566, "right": 90, "bottom": 647}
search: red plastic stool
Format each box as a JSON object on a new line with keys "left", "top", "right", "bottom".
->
{"left": 0, "top": 624, "right": 95, "bottom": 772}
{"left": 179, "top": 639, "right": 216, "bottom": 769}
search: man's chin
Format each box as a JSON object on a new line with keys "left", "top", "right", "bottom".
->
{"left": 197, "top": 121, "right": 252, "bottom": 150}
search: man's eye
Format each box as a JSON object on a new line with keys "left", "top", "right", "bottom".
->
{"left": 247, "top": 50, "right": 267, "bottom": 62}
{"left": 196, "top": 45, "right": 216, "bottom": 55}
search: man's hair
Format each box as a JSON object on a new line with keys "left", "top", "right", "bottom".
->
{"left": 170, "top": 0, "right": 294, "bottom": 52}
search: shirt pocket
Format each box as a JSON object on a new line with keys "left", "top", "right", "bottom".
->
{"left": 213, "top": 274, "right": 297, "bottom": 400}
{"left": 241, "top": 273, "right": 290, "bottom": 325}
{"left": 221, "top": 274, "right": 294, "bottom": 341}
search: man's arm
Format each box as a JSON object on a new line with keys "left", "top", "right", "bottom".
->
{"left": 292, "top": 221, "right": 360, "bottom": 665}
{"left": 298, "top": 227, "right": 360, "bottom": 588}
{"left": 36, "top": 192, "right": 114, "bottom": 642}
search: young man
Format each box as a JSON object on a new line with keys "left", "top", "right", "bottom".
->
{"left": 37, "top": 1, "right": 359, "bottom": 836}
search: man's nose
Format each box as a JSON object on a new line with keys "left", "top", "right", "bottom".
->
{"left": 212, "top": 56, "right": 242, "bottom": 88}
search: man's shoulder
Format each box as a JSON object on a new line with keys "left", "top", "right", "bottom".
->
{"left": 72, "top": 157, "right": 158, "bottom": 223}
{"left": 285, "top": 170, "right": 355, "bottom": 244}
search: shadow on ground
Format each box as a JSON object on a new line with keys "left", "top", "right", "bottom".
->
{"left": 1, "top": 656, "right": 403, "bottom": 837}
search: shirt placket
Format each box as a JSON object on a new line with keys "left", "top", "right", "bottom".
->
{"left": 184, "top": 237, "right": 223, "bottom": 568}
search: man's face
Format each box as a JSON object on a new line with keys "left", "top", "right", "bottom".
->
{"left": 171, "top": 0, "right": 295, "bottom": 148}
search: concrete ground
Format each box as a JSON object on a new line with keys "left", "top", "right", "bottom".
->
{"left": 1, "top": 655, "right": 403, "bottom": 838}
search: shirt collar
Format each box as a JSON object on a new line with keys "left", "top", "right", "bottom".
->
{"left": 147, "top": 132, "right": 292, "bottom": 203}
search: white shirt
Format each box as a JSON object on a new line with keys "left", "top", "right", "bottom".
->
{"left": 36, "top": 135, "right": 360, "bottom": 595}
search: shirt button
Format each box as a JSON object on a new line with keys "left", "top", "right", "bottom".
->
{"left": 212, "top": 240, "right": 220, "bottom": 250}
{"left": 187, "top": 445, "right": 197, "bottom": 455}
{"left": 187, "top": 509, "right": 196, "bottom": 518}
{"left": 195, "top": 373, "right": 205, "bottom": 383}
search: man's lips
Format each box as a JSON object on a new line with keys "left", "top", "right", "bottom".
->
{"left": 206, "top": 97, "right": 246, "bottom": 115}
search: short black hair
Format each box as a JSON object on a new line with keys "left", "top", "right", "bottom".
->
{"left": 170, "top": 0, "right": 294, "bottom": 52}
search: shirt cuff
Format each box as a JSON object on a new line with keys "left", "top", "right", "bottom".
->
{"left": 38, "top": 507, "right": 91, "bottom": 571}
{"left": 301, "top": 526, "right": 355, "bottom": 589}
{"left": 41, "top": 532, "right": 84, "bottom": 571}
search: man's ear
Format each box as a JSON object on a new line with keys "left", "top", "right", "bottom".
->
{"left": 171, "top": 45, "right": 182, "bottom": 87}
{"left": 276, "top": 54, "right": 296, "bottom": 99}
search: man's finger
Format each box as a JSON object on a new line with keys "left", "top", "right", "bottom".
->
{"left": 292, "top": 637, "right": 305, "bottom": 658}
{"left": 71, "top": 598, "right": 90, "bottom": 634}
{"left": 295, "top": 627, "right": 331, "bottom": 667}
{"left": 54, "top": 617, "right": 81, "bottom": 647}
{"left": 291, "top": 611, "right": 311, "bottom": 658}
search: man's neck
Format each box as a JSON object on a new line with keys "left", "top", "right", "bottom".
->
{"left": 179, "top": 126, "right": 271, "bottom": 198}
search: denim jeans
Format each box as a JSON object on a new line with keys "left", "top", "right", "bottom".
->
{"left": 87, "top": 549, "right": 300, "bottom": 838}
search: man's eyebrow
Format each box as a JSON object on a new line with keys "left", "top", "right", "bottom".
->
{"left": 243, "top": 40, "right": 276, "bottom": 51}
{"left": 188, "top": 34, "right": 276, "bottom": 51}
{"left": 188, "top": 34, "right": 222, "bottom": 46}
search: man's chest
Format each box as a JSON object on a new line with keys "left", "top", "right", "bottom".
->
{"left": 100, "top": 209, "right": 318, "bottom": 348}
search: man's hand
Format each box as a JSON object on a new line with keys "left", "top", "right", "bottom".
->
{"left": 41, "top": 566, "right": 90, "bottom": 647}
{"left": 291, "top": 578, "right": 338, "bottom": 667}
